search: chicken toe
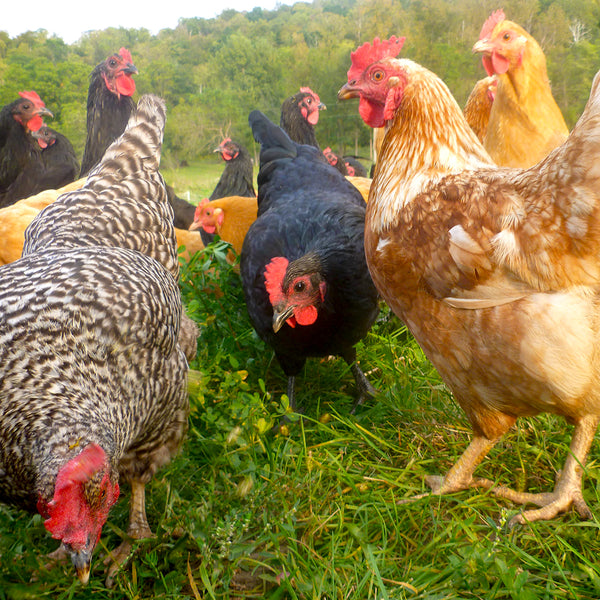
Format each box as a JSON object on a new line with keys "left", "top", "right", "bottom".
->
{"left": 493, "top": 415, "right": 598, "bottom": 525}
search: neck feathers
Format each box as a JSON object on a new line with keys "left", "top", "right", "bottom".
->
{"left": 370, "top": 60, "right": 492, "bottom": 231}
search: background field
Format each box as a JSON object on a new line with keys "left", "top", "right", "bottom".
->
{"left": 1, "top": 163, "right": 600, "bottom": 599}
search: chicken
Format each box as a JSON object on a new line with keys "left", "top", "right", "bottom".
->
{"left": 0, "top": 178, "right": 85, "bottom": 265}
{"left": 79, "top": 48, "right": 138, "bottom": 177}
{"left": 342, "top": 155, "right": 368, "bottom": 177}
{"left": 463, "top": 76, "right": 497, "bottom": 144}
{"left": 0, "top": 177, "right": 201, "bottom": 266}
{"left": 0, "top": 91, "right": 54, "bottom": 207}
{"left": 189, "top": 195, "right": 257, "bottom": 262}
{"left": 0, "top": 94, "right": 194, "bottom": 585}
{"left": 280, "top": 87, "right": 325, "bottom": 150}
{"left": 241, "top": 110, "right": 379, "bottom": 412}
{"left": 22, "top": 125, "right": 79, "bottom": 193}
{"left": 338, "top": 34, "right": 600, "bottom": 524}
{"left": 472, "top": 9, "right": 569, "bottom": 168}
{"left": 210, "top": 138, "right": 256, "bottom": 200}
{"left": 345, "top": 175, "right": 371, "bottom": 203}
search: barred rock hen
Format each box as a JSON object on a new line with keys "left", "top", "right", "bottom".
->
{"left": 472, "top": 10, "right": 569, "bottom": 167}
{"left": 0, "top": 91, "right": 53, "bottom": 207}
{"left": 210, "top": 138, "right": 256, "bottom": 200}
{"left": 339, "top": 35, "right": 600, "bottom": 524}
{"left": 79, "top": 48, "right": 138, "bottom": 177}
{"left": 0, "top": 95, "right": 194, "bottom": 585}
{"left": 241, "top": 110, "right": 378, "bottom": 412}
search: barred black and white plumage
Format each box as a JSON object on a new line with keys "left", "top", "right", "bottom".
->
{"left": 0, "top": 94, "right": 194, "bottom": 585}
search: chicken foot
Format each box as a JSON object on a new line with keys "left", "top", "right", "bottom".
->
{"left": 104, "top": 479, "right": 154, "bottom": 587}
{"left": 398, "top": 434, "right": 500, "bottom": 505}
{"left": 490, "top": 414, "right": 599, "bottom": 525}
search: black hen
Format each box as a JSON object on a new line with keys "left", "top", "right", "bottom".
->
{"left": 79, "top": 48, "right": 138, "bottom": 177}
{"left": 210, "top": 138, "right": 256, "bottom": 200}
{"left": 0, "top": 91, "right": 53, "bottom": 207}
{"left": 280, "top": 87, "right": 348, "bottom": 176}
{"left": 27, "top": 126, "right": 79, "bottom": 190}
{"left": 241, "top": 110, "right": 378, "bottom": 412}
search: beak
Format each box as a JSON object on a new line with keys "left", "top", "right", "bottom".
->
{"left": 272, "top": 305, "right": 295, "bottom": 332}
{"left": 123, "top": 63, "right": 139, "bottom": 75}
{"left": 37, "top": 107, "right": 54, "bottom": 119}
{"left": 70, "top": 547, "right": 93, "bottom": 585}
{"left": 318, "top": 101, "right": 327, "bottom": 111}
{"left": 337, "top": 83, "right": 360, "bottom": 101}
{"left": 472, "top": 39, "right": 492, "bottom": 54}
{"left": 189, "top": 219, "right": 201, "bottom": 231}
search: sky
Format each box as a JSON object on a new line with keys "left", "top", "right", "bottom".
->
{"left": 2, "top": 0, "right": 300, "bottom": 45}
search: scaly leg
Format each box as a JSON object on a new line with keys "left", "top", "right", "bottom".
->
{"left": 105, "top": 480, "right": 154, "bottom": 587}
{"left": 350, "top": 362, "right": 377, "bottom": 413}
{"left": 399, "top": 434, "right": 500, "bottom": 504}
{"left": 492, "top": 414, "right": 599, "bottom": 525}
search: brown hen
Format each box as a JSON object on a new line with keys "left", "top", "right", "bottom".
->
{"left": 339, "top": 35, "right": 600, "bottom": 525}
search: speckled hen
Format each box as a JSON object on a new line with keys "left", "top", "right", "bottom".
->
{"left": 0, "top": 94, "right": 195, "bottom": 585}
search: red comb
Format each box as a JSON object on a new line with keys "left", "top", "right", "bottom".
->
{"left": 300, "top": 86, "right": 320, "bottom": 102}
{"left": 479, "top": 9, "right": 505, "bottom": 40}
{"left": 18, "top": 90, "right": 45, "bottom": 107}
{"left": 119, "top": 47, "right": 133, "bottom": 63}
{"left": 348, "top": 36, "right": 406, "bottom": 82}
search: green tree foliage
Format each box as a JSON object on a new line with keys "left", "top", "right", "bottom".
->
{"left": 0, "top": 0, "right": 599, "bottom": 165}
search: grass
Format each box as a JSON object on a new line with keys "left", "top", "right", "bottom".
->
{"left": 2, "top": 167, "right": 600, "bottom": 599}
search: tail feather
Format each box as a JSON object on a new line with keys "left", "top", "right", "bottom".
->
{"left": 249, "top": 109, "right": 298, "bottom": 163}
{"left": 22, "top": 95, "right": 179, "bottom": 279}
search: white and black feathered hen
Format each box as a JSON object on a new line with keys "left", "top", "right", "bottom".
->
{"left": 0, "top": 94, "right": 195, "bottom": 585}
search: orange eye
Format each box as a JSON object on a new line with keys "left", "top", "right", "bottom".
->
{"left": 372, "top": 70, "right": 385, "bottom": 82}
{"left": 503, "top": 33, "right": 511, "bottom": 41}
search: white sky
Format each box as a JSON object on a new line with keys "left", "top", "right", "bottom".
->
{"left": 2, "top": 0, "right": 300, "bottom": 45}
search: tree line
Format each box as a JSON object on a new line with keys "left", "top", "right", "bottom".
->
{"left": 1, "top": 0, "right": 598, "bottom": 166}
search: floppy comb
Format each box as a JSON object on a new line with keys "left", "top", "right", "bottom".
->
{"left": 18, "top": 90, "right": 45, "bottom": 106}
{"left": 348, "top": 36, "right": 406, "bottom": 81}
{"left": 479, "top": 9, "right": 505, "bottom": 40}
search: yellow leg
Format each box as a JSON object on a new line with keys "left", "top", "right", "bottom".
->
{"left": 398, "top": 434, "right": 499, "bottom": 504}
{"left": 493, "top": 414, "right": 599, "bottom": 525}
{"left": 105, "top": 480, "right": 154, "bottom": 587}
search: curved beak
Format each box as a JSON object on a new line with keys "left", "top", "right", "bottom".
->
{"left": 272, "top": 305, "right": 295, "bottom": 332}
{"left": 337, "top": 83, "right": 360, "bottom": 101}
{"left": 70, "top": 547, "right": 93, "bottom": 585}
{"left": 37, "top": 106, "right": 54, "bottom": 119}
{"left": 123, "top": 63, "right": 139, "bottom": 76}
{"left": 472, "top": 39, "right": 492, "bottom": 54}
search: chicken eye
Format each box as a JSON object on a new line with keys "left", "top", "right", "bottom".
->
{"left": 294, "top": 281, "right": 305, "bottom": 293}
{"left": 503, "top": 33, "right": 511, "bottom": 41}
{"left": 109, "top": 59, "right": 117, "bottom": 67}
{"left": 371, "top": 70, "right": 385, "bottom": 82}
